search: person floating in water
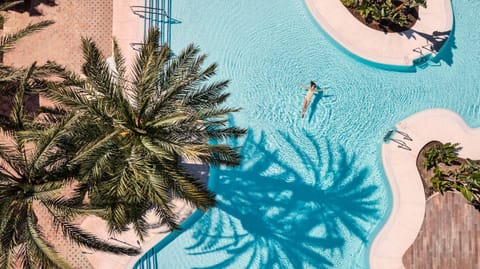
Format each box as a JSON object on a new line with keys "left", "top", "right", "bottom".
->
{"left": 299, "top": 80, "right": 320, "bottom": 118}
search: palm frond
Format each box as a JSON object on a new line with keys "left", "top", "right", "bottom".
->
{"left": 42, "top": 198, "right": 105, "bottom": 220}
{"left": 155, "top": 44, "right": 201, "bottom": 105}
{"left": 26, "top": 209, "right": 73, "bottom": 269}
{"left": 165, "top": 167, "right": 215, "bottom": 211}
{"left": 208, "top": 144, "right": 243, "bottom": 166}
{"left": 130, "top": 214, "right": 149, "bottom": 241}
{"left": 0, "top": 20, "right": 55, "bottom": 53}
{"left": 81, "top": 37, "right": 117, "bottom": 102}
{"left": 54, "top": 221, "right": 141, "bottom": 255}
{"left": 0, "top": 245, "right": 16, "bottom": 269}
{"left": 112, "top": 38, "right": 127, "bottom": 86}
{"left": 205, "top": 126, "right": 248, "bottom": 142}
{"left": 131, "top": 31, "right": 170, "bottom": 118}
{"left": 40, "top": 200, "right": 139, "bottom": 255}
{"left": 26, "top": 113, "right": 77, "bottom": 174}
{"left": 26, "top": 182, "right": 63, "bottom": 202}
{"left": 197, "top": 107, "right": 242, "bottom": 120}
{"left": 11, "top": 62, "right": 37, "bottom": 130}
{"left": 71, "top": 130, "right": 118, "bottom": 174}
{"left": 0, "top": 202, "right": 22, "bottom": 263}
{"left": 0, "top": 139, "right": 25, "bottom": 178}
{"left": 182, "top": 80, "right": 230, "bottom": 108}
{"left": 0, "top": 1, "right": 23, "bottom": 12}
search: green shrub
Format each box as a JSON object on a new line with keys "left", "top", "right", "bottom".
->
{"left": 351, "top": 0, "right": 427, "bottom": 27}
{"left": 440, "top": 142, "right": 459, "bottom": 164}
{"left": 431, "top": 167, "right": 450, "bottom": 193}
{"left": 431, "top": 157, "right": 480, "bottom": 208}
{"left": 341, "top": 0, "right": 357, "bottom": 8}
{"left": 423, "top": 145, "right": 440, "bottom": 170}
{"left": 423, "top": 142, "right": 459, "bottom": 170}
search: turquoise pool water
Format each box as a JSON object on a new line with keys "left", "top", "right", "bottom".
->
{"left": 135, "top": 0, "right": 480, "bottom": 268}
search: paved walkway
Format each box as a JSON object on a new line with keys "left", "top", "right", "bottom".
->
{"left": 304, "top": 0, "right": 453, "bottom": 66}
{"left": 371, "top": 109, "right": 480, "bottom": 269}
{"left": 112, "top": 0, "right": 145, "bottom": 71}
{"left": 3, "top": 0, "right": 113, "bottom": 73}
{"left": 403, "top": 192, "right": 480, "bottom": 269}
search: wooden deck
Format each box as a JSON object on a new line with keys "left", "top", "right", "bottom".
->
{"left": 403, "top": 191, "right": 480, "bottom": 269}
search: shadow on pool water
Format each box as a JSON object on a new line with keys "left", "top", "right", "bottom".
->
{"left": 184, "top": 130, "right": 382, "bottom": 269}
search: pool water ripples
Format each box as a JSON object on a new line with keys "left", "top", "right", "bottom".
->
{"left": 133, "top": 0, "right": 480, "bottom": 268}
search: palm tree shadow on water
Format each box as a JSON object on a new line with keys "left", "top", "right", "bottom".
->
{"left": 185, "top": 130, "right": 381, "bottom": 269}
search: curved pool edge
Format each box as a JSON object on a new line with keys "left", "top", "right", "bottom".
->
{"left": 369, "top": 108, "right": 480, "bottom": 269}
{"left": 304, "top": 0, "right": 453, "bottom": 68}
{"left": 126, "top": 210, "right": 205, "bottom": 269}
{"left": 125, "top": 166, "right": 216, "bottom": 269}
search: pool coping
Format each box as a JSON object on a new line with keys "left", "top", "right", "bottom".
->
{"left": 304, "top": 0, "right": 453, "bottom": 67}
{"left": 370, "top": 109, "right": 480, "bottom": 269}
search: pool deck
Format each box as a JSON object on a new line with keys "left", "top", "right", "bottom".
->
{"left": 403, "top": 191, "right": 480, "bottom": 269}
{"left": 371, "top": 109, "right": 480, "bottom": 269}
{"left": 304, "top": 0, "right": 453, "bottom": 66}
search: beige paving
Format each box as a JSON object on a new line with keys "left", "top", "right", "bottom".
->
{"left": 370, "top": 109, "right": 480, "bottom": 269}
{"left": 304, "top": 0, "right": 453, "bottom": 66}
{"left": 80, "top": 200, "right": 196, "bottom": 269}
{"left": 3, "top": 0, "right": 113, "bottom": 73}
{"left": 111, "top": 0, "right": 145, "bottom": 71}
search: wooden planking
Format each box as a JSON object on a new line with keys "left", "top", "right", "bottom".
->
{"left": 403, "top": 191, "right": 480, "bottom": 269}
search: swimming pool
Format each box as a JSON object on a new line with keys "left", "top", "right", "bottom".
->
{"left": 134, "top": 0, "right": 480, "bottom": 268}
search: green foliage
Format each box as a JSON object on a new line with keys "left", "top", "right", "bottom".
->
{"left": 0, "top": 3, "right": 64, "bottom": 133}
{"left": 430, "top": 167, "right": 450, "bottom": 193}
{"left": 46, "top": 28, "right": 246, "bottom": 238}
{"left": 0, "top": 15, "right": 246, "bottom": 268}
{"left": 423, "top": 142, "right": 459, "bottom": 170}
{"left": 347, "top": 0, "right": 427, "bottom": 27}
{"left": 423, "top": 145, "right": 440, "bottom": 170}
{"left": 440, "top": 142, "right": 460, "bottom": 164}
{"left": 0, "top": 119, "right": 140, "bottom": 269}
{"left": 341, "top": 0, "right": 357, "bottom": 8}
{"left": 430, "top": 157, "right": 480, "bottom": 207}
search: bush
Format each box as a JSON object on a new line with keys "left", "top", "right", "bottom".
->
{"left": 423, "top": 142, "right": 459, "bottom": 170}
{"left": 341, "top": 0, "right": 357, "bottom": 8}
{"left": 430, "top": 154, "right": 480, "bottom": 208}
{"left": 348, "top": 0, "right": 427, "bottom": 27}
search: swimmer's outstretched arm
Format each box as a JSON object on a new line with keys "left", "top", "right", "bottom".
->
{"left": 298, "top": 83, "right": 309, "bottom": 90}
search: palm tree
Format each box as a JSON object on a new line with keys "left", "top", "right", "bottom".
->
{"left": 0, "top": 0, "right": 54, "bottom": 54}
{"left": 0, "top": 61, "right": 67, "bottom": 131}
{"left": 0, "top": 1, "right": 61, "bottom": 130}
{"left": 0, "top": 116, "right": 140, "bottom": 269}
{"left": 46, "top": 28, "right": 246, "bottom": 239}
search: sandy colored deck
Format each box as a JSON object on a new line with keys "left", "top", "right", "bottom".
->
{"left": 371, "top": 109, "right": 480, "bottom": 269}
{"left": 3, "top": 0, "right": 113, "bottom": 73}
{"left": 403, "top": 192, "right": 480, "bottom": 269}
{"left": 304, "top": 0, "right": 453, "bottom": 66}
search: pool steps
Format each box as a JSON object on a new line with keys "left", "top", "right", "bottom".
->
{"left": 384, "top": 129, "right": 413, "bottom": 151}
{"left": 129, "top": 0, "right": 174, "bottom": 48}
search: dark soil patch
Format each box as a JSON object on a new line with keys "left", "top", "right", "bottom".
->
{"left": 345, "top": 5, "right": 419, "bottom": 33}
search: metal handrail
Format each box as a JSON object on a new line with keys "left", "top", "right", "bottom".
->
{"left": 131, "top": 5, "right": 168, "bottom": 18}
